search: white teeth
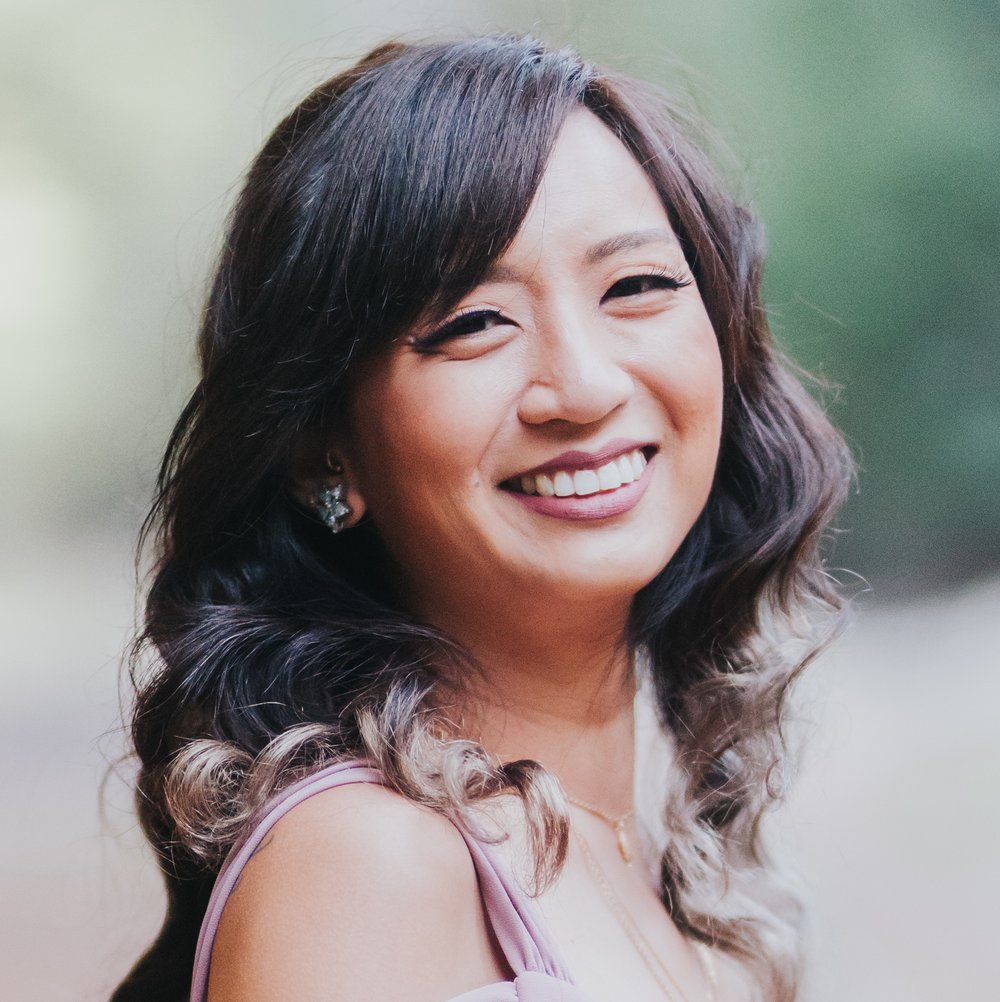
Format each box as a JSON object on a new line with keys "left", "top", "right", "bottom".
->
{"left": 573, "top": 469, "right": 600, "bottom": 496}
{"left": 597, "top": 461, "right": 623, "bottom": 491}
{"left": 553, "top": 471, "right": 575, "bottom": 497}
{"left": 515, "top": 448, "right": 650, "bottom": 499}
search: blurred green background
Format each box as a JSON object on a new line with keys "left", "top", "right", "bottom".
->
{"left": 2, "top": 1, "right": 997, "bottom": 1000}
{"left": 3, "top": 0, "right": 997, "bottom": 594}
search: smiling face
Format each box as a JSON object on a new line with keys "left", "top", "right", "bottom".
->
{"left": 335, "top": 110, "right": 724, "bottom": 633}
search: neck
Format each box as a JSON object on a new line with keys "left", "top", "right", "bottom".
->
{"left": 425, "top": 589, "right": 639, "bottom": 815}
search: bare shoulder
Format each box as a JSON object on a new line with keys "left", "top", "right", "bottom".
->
{"left": 207, "top": 782, "right": 509, "bottom": 1002}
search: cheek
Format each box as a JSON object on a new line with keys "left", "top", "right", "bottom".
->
{"left": 680, "top": 335, "right": 725, "bottom": 473}
{"left": 639, "top": 324, "right": 724, "bottom": 524}
{"left": 642, "top": 314, "right": 724, "bottom": 441}
{"left": 686, "top": 346, "right": 725, "bottom": 446}
{"left": 348, "top": 359, "right": 513, "bottom": 517}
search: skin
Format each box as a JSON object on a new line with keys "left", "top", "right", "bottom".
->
{"left": 340, "top": 108, "right": 723, "bottom": 747}
{"left": 212, "top": 111, "right": 750, "bottom": 1001}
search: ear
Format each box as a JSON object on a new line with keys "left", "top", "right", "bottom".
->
{"left": 288, "top": 430, "right": 367, "bottom": 529}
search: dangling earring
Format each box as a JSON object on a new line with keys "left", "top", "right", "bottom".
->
{"left": 316, "top": 482, "right": 351, "bottom": 533}
{"left": 315, "top": 453, "right": 351, "bottom": 533}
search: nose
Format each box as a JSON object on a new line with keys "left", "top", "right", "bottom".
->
{"left": 516, "top": 309, "right": 634, "bottom": 427}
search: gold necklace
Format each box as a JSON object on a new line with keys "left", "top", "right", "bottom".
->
{"left": 566, "top": 794, "right": 635, "bottom": 864}
{"left": 573, "top": 827, "right": 716, "bottom": 1002}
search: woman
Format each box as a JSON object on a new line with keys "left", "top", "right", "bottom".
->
{"left": 113, "top": 35, "right": 851, "bottom": 1002}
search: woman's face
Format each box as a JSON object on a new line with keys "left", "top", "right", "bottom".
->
{"left": 338, "top": 110, "right": 724, "bottom": 628}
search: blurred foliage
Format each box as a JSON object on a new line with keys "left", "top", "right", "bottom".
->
{"left": 748, "top": 0, "right": 999, "bottom": 595}
{"left": 2, "top": 0, "right": 997, "bottom": 597}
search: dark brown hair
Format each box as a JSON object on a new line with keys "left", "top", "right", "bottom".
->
{"left": 114, "top": 35, "right": 851, "bottom": 1001}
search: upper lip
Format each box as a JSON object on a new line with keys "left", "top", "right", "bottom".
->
{"left": 506, "top": 438, "right": 655, "bottom": 480}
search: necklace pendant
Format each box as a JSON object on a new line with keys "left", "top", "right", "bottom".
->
{"left": 615, "top": 823, "right": 632, "bottom": 865}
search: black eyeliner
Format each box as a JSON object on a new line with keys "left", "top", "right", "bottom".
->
{"left": 410, "top": 308, "right": 500, "bottom": 352}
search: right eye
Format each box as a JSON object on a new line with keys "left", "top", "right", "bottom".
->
{"left": 410, "top": 309, "right": 510, "bottom": 352}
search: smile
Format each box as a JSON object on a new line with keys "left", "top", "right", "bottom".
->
{"left": 501, "top": 444, "right": 656, "bottom": 522}
{"left": 515, "top": 448, "right": 648, "bottom": 498}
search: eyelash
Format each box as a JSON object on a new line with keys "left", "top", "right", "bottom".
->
{"left": 602, "top": 267, "right": 692, "bottom": 301}
{"left": 410, "top": 308, "right": 504, "bottom": 352}
{"left": 412, "top": 268, "right": 692, "bottom": 352}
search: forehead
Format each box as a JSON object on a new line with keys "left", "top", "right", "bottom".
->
{"left": 500, "top": 109, "right": 681, "bottom": 266}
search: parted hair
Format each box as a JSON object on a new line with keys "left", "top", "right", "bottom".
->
{"left": 113, "top": 34, "right": 852, "bottom": 1002}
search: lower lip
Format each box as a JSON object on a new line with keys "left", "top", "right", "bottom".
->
{"left": 506, "top": 456, "right": 654, "bottom": 521}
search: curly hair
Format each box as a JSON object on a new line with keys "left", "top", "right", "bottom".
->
{"left": 113, "top": 35, "right": 852, "bottom": 1002}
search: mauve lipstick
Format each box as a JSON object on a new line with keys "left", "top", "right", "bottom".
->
{"left": 507, "top": 438, "right": 652, "bottom": 479}
{"left": 508, "top": 453, "right": 655, "bottom": 521}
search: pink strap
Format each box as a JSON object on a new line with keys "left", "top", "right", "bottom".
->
{"left": 189, "top": 759, "right": 577, "bottom": 1000}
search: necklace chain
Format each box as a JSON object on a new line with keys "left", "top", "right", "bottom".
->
{"left": 566, "top": 794, "right": 635, "bottom": 864}
{"left": 573, "top": 827, "right": 716, "bottom": 1002}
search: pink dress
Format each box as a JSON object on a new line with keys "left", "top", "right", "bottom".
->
{"left": 190, "top": 759, "right": 597, "bottom": 1001}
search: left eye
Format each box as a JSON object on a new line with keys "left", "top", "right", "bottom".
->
{"left": 603, "top": 271, "right": 692, "bottom": 301}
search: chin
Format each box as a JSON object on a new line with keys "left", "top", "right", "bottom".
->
{"left": 518, "top": 549, "right": 674, "bottom": 606}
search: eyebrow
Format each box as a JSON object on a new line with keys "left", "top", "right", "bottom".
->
{"left": 481, "top": 261, "right": 521, "bottom": 284}
{"left": 583, "top": 227, "right": 679, "bottom": 264}
{"left": 476, "top": 227, "right": 680, "bottom": 286}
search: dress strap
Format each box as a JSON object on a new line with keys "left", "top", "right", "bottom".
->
{"left": 189, "top": 759, "right": 576, "bottom": 1001}
{"left": 454, "top": 818, "right": 576, "bottom": 982}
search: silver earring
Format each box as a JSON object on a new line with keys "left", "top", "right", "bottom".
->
{"left": 316, "top": 483, "right": 351, "bottom": 533}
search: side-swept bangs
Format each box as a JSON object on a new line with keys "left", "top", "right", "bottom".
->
{"left": 204, "top": 37, "right": 593, "bottom": 390}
